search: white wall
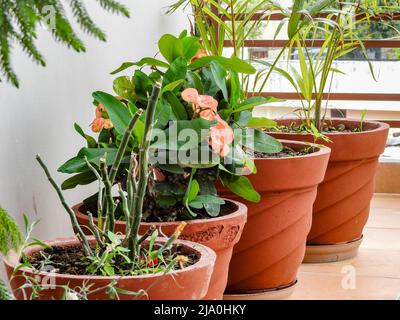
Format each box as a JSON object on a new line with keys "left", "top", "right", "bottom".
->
{"left": 0, "top": 0, "right": 187, "bottom": 240}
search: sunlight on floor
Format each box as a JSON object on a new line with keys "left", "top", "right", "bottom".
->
{"left": 289, "top": 193, "right": 400, "bottom": 300}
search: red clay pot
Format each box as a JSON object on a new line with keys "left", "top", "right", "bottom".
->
{"left": 74, "top": 199, "right": 247, "bottom": 300}
{"left": 269, "top": 119, "right": 389, "bottom": 246}
{"left": 217, "top": 140, "right": 330, "bottom": 293}
{"left": 3, "top": 236, "right": 216, "bottom": 300}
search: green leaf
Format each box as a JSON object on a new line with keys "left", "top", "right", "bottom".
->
{"left": 164, "top": 91, "right": 188, "bottom": 120}
{"left": 154, "top": 100, "right": 173, "bottom": 129}
{"left": 158, "top": 34, "right": 183, "bottom": 64}
{"left": 221, "top": 175, "right": 260, "bottom": 202}
{"left": 151, "top": 119, "right": 214, "bottom": 151}
{"left": 161, "top": 79, "right": 185, "bottom": 95}
{"left": 113, "top": 76, "right": 136, "bottom": 102}
{"left": 92, "top": 91, "right": 131, "bottom": 136}
{"left": 74, "top": 123, "right": 97, "bottom": 148}
{"left": 187, "top": 71, "right": 204, "bottom": 93}
{"left": 110, "top": 58, "right": 169, "bottom": 75}
{"left": 182, "top": 36, "right": 201, "bottom": 61}
{"left": 288, "top": 0, "right": 305, "bottom": 39}
{"left": 244, "top": 129, "right": 283, "bottom": 154}
{"left": 61, "top": 171, "right": 97, "bottom": 190}
{"left": 157, "top": 164, "right": 185, "bottom": 174}
{"left": 189, "top": 56, "right": 256, "bottom": 74}
{"left": 186, "top": 179, "right": 199, "bottom": 203}
{"left": 246, "top": 117, "right": 277, "bottom": 128}
{"left": 210, "top": 61, "right": 228, "bottom": 101}
{"left": 163, "top": 57, "right": 187, "bottom": 86}
{"left": 233, "top": 96, "right": 282, "bottom": 113}
{"left": 58, "top": 148, "right": 119, "bottom": 173}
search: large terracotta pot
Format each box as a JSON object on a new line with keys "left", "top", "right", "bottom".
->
{"left": 217, "top": 140, "right": 330, "bottom": 294}
{"left": 74, "top": 199, "right": 247, "bottom": 300}
{"left": 3, "top": 236, "right": 216, "bottom": 300}
{"left": 269, "top": 119, "right": 389, "bottom": 261}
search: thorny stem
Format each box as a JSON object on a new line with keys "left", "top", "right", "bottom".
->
{"left": 36, "top": 155, "right": 92, "bottom": 256}
{"left": 109, "top": 109, "right": 143, "bottom": 184}
{"left": 84, "top": 156, "right": 103, "bottom": 230}
{"left": 100, "top": 158, "right": 115, "bottom": 233}
{"left": 128, "top": 83, "right": 161, "bottom": 258}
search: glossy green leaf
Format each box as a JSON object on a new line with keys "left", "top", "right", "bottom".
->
{"left": 233, "top": 96, "right": 282, "bottom": 113}
{"left": 210, "top": 61, "right": 228, "bottom": 101}
{"left": 61, "top": 171, "right": 97, "bottom": 190}
{"left": 220, "top": 175, "right": 260, "bottom": 202}
{"left": 189, "top": 56, "right": 256, "bottom": 74}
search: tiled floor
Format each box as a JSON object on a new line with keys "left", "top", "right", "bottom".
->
{"left": 289, "top": 193, "right": 400, "bottom": 300}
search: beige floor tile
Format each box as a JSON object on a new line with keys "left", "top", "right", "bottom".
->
{"left": 367, "top": 212, "right": 400, "bottom": 228}
{"left": 289, "top": 194, "right": 400, "bottom": 300}
{"left": 371, "top": 194, "right": 400, "bottom": 209}
{"left": 288, "top": 273, "right": 400, "bottom": 300}
{"left": 362, "top": 227, "right": 400, "bottom": 250}
{"left": 300, "top": 249, "right": 400, "bottom": 278}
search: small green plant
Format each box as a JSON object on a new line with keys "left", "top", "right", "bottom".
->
{"left": 0, "top": 0, "right": 129, "bottom": 87}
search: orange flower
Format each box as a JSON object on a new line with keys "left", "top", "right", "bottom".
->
{"left": 191, "top": 49, "right": 207, "bottom": 62}
{"left": 95, "top": 104, "right": 105, "bottom": 118}
{"left": 182, "top": 88, "right": 233, "bottom": 157}
{"left": 103, "top": 119, "right": 113, "bottom": 130}
{"left": 91, "top": 117, "right": 105, "bottom": 133}
{"left": 181, "top": 88, "right": 218, "bottom": 121}
{"left": 181, "top": 88, "right": 199, "bottom": 104}
{"left": 209, "top": 115, "right": 234, "bottom": 157}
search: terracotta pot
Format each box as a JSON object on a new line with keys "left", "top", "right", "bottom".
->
{"left": 269, "top": 119, "right": 389, "bottom": 249}
{"left": 3, "top": 236, "right": 216, "bottom": 300}
{"left": 74, "top": 199, "right": 247, "bottom": 300}
{"left": 217, "top": 140, "right": 330, "bottom": 293}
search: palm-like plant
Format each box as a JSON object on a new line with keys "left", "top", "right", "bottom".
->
{"left": 275, "top": 0, "right": 400, "bottom": 130}
{"left": 0, "top": 0, "right": 129, "bottom": 87}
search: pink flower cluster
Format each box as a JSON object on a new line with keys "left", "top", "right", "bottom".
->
{"left": 181, "top": 88, "right": 234, "bottom": 157}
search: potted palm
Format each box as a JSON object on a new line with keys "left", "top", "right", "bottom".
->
{"left": 3, "top": 83, "right": 216, "bottom": 300}
{"left": 264, "top": 1, "right": 396, "bottom": 262}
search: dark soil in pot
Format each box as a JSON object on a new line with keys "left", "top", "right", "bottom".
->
{"left": 4, "top": 237, "right": 216, "bottom": 300}
{"left": 27, "top": 243, "right": 199, "bottom": 276}
{"left": 268, "top": 118, "right": 389, "bottom": 248}
{"left": 73, "top": 199, "right": 247, "bottom": 300}
{"left": 217, "top": 140, "right": 330, "bottom": 294}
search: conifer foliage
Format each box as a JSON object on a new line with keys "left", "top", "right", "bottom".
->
{"left": 0, "top": 0, "right": 130, "bottom": 87}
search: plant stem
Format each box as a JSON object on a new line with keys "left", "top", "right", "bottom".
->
{"left": 100, "top": 158, "right": 115, "bottom": 233}
{"left": 36, "top": 155, "right": 92, "bottom": 256}
{"left": 109, "top": 109, "right": 143, "bottom": 184}
{"left": 128, "top": 83, "right": 161, "bottom": 257}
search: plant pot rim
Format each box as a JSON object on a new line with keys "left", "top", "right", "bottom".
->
{"left": 3, "top": 236, "right": 216, "bottom": 281}
{"left": 74, "top": 198, "right": 247, "bottom": 228}
{"left": 252, "top": 139, "right": 331, "bottom": 161}
{"left": 273, "top": 118, "right": 389, "bottom": 137}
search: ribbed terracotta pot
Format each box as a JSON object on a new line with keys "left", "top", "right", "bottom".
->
{"left": 269, "top": 119, "right": 389, "bottom": 261}
{"left": 217, "top": 140, "right": 330, "bottom": 294}
{"left": 73, "top": 199, "right": 247, "bottom": 300}
{"left": 3, "top": 236, "right": 216, "bottom": 300}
